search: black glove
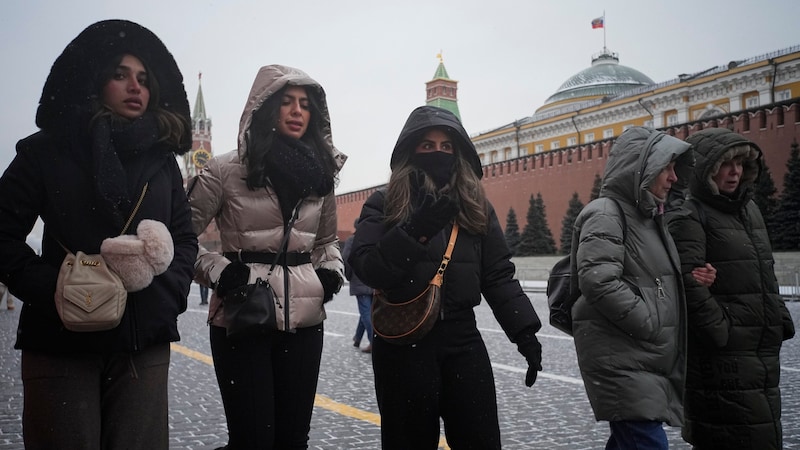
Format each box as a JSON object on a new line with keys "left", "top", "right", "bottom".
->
{"left": 515, "top": 328, "right": 543, "bottom": 387}
{"left": 216, "top": 261, "right": 250, "bottom": 298}
{"left": 400, "top": 191, "right": 459, "bottom": 243}
{"left": 316, "top": 268, "right": 342, "bottom": 303}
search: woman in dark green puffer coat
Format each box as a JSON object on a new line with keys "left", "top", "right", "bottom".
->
{"left": 667, "top": 128, "right": 795, "bottom": 449}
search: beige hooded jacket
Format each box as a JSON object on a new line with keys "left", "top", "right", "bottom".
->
{"left": 189, "top": 65, "right": 346, "bottom": 330}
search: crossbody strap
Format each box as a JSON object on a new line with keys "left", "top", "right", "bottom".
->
{"left": 56, "top": 182, "right": 149, "bottom": 254}
{"left": 270, "top": 200, "right": 302, "bottom": 276}
{"left": 226, "top": 199, "right": 303, "bottom": 275}
{"left": 431, "top": 223, "right": 459, "bottom": 287}
{"left": 121, "top": 183, "right": 149, "bottom": 235}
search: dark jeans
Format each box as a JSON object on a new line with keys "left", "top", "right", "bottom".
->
{"left": 606, "top": 420, "right": 668, "bottom": 450}
{"left": 353, "top": 294, "right": 373, "bottom": 344}
{"left": 372, "top": 316, "right": 500, "bottom": 450}
{"left": 210, "top": 324, "right": 323, "bottom": 450}
{"left": 199, "top": 284, "right": 209, "bottom": 304}
{"left": 21, "top": 344, "right": 171, "bottom": 450}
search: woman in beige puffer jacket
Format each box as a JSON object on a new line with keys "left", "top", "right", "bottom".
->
{"left": 188, "top": 64, "right": 346, "bottom": 450}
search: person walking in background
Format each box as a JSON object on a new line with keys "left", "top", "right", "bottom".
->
{"left": 0, "top": 283, "right": 13, "bottom": 310}
{"left": 667, "top": 128, "right": 795, "bottom": 450}
{"left": 348, "top": 105, "right": 542, "bottom": 450}
{"left": 0, "top": 20, "right": 197, "bottom": 449}
{"left": 188, "top": 64, "right": 346, "bottom": 450}
{"left": 198, "top": 281, "right": 209, "bottom": 305}
{"left": 341, "top": 219, "right": 373, "bottom": 353}
{"left": 571, "top": 127, "right": 693, "bottom": 449}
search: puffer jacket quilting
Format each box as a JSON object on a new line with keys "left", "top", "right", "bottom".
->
{"left": 572, "top": 127, "right": 691, "bottom": 426}
{"left": 189, "top": 65, "right": 345, "bottom": 331}
{"left": 667, "top": 128, "right": 794, "bottom": 449}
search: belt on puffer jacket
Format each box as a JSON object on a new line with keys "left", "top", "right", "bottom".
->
{"left": 224, "top": 251, "right": 311, "bottom": 266}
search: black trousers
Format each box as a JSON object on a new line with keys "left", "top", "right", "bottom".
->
{"left": 372, "top": 316, "right": 501, "bottom": 450}
{"left": 210, "top": 324, "right": 323, "bottom": 450}
{"left": 21, "top": 344, "right": 171, "bottom": 450}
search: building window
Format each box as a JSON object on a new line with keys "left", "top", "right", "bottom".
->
{"left": 667, "top": 114, "right": 679, "bottom": 126}
{"left": 567, "top": 137, "right": 577, "bottom": 146}
{"left": 550, "top": 141, "right": 560, "bottom": 150}
{"left": 504, "top": 148, "right": 513, "bottom": 160}
{"left": 535, "top": 144, "right": 544, "bottom": 153}
{"left": 776, "top": 89, "right": 792, "bottom": 101}
{"left": 490, "top": 150, "right": 498, "bottom": 163}
{"left": 584, "top": 132, "right": 595, "bottom": 143}
{"left": 603, "top": 129, "right": 614, "bottom": 139}
{"left": 644, "top": 120, "right": 654, "bottom": 128}
{"left": 479, "top": 153, "right": 486, "bottom": 165}
{"left": 746, "top": 96, "right": 760, "bottom": 108}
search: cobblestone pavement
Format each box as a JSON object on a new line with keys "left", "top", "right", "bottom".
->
{"left": 0, "top": 288, "right": 799, "bottom": 449}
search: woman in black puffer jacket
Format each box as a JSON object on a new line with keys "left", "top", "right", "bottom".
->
{"left": 668, "top": 128, "right": 795, "bottom": 449}
{"left": 0, "top": 20, "right": 197, "bottom": 449}
{"left": 349, "top": 106, "right": 542, "bottom": 450}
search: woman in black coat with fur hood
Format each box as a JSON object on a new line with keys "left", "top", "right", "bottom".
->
{"left": 0, "top": 20, "right": 197, "bottom": 449}
{"left": 349, "top": 106, "right": 543, "bottom": 449}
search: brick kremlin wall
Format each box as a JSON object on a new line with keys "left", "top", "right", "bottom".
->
{"left": 336, "top": 101, "right": 800, "bottom": 246}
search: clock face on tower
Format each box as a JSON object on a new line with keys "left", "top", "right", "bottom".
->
{"left": 192, "top": 149, "right": 211, "bottom": 168}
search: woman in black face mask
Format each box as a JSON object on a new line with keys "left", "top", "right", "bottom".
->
{"left": 347, "top": 105, "right": 543, "bottom": 449}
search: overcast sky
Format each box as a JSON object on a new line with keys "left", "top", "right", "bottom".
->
{"left": 1, "top": 0, "right": 798, "bottom": 193}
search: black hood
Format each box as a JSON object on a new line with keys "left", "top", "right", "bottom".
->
{"left": 390, "top": 106, "right": 482, "bottom": 178}
{"left": 35, "top": 19, "right": 191, "bottom": 153}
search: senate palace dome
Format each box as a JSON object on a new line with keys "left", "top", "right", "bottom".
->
{"left": 537, "top": 49, "right": 654, "bottom": 113}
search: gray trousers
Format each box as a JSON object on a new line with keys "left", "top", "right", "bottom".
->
{"left": 21, "top": 343, "right": 171, "bottom": 450}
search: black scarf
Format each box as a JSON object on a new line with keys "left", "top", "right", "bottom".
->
{"left": 92, "top": 113, "right": 159, "bottom": 227}
{"left": 264, "top": 134, "right": 333, "bottom": 221}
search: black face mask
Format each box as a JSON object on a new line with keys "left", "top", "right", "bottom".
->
{"left": 410, "top": 152, "right": 455, "bottom": 189}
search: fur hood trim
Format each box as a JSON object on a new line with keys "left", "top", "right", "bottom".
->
{"left": 36, "top": 19, "right": 191, "bottom": 153}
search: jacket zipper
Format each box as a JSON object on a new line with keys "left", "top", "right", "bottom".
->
{"left": 655, "top": 277, "right": 665, "bottom": 300}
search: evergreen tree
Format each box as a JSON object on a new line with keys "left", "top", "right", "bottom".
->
{"left": 590, "top": 173, "right": 602, "bottom": 201}
{"left": 518, "top": 193, "right": 556, "bottom": 255}
{"left": 772, "top": 141, "right": 800, "bottom": 250}
{"left": 504, "top": 207, "right": 521, "bottom": 255}
{"left": 560, "top": 192, "right": 584, "bottom": 254}
{"left": 516, "top": 195, "right": 538, "bottom": 256}
{"left": 533, "top": 193, "right": 557, "bottom": 254}
{"left": 753, "top": 159, "right": 779, "bottom": 243}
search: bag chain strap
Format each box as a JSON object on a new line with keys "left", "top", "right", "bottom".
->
{"left": 56, "top": 183, "right": 149, "bottom": 254}
{"left": 120, "top": 182, "right": 149, "bottom": 235}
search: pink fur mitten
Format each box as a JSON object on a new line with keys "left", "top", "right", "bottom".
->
{"left": 101, "top": 220, "right": 174, "bottom": 292}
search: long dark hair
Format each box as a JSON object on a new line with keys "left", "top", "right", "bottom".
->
{"left": 385, "top": 128, "right": 488, "bottom": 235}
{"left": 243, "top": 84, "right": 337, "bottom": 190}
{"left": 89, "top": 53, "right": 189, "bottom": 149}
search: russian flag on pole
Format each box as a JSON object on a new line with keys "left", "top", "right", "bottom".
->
{"left": 591, "top": 17, "right": 604, "bottom": 29}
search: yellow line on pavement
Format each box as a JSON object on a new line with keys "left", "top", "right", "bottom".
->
{"left": 170, "top": 343, "right": 451, "bottom": 450}
{"left": 172, "top": 343, "right": 214, "bottom": 365}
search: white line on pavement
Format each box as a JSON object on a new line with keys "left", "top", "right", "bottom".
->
{"left": 478, "top": 327, "right": 574, "bottom": 341}
{"left": 492, "top": 362, "right": 584, "bottom": 385}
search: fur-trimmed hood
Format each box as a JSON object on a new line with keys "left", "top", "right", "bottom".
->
{"left": 390, "top": 106, "right": 482, "bottom": 178}
{"left": 35, "top": 19, "right": 191, "bottom": 154}
{"left": 237, "top": 64, "right": 346, "bottom": 172}
{"left": 683, "top": 128, "right": 762, "bottom": 213}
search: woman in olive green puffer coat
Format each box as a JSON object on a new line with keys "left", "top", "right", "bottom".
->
{"left": 667, "top": 128, "right": 795, "bottom": 450}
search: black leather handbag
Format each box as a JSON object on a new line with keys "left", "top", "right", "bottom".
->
{"left": 223, "top": 278, "right": 277, "bottom": 339}
{"left": 222, "top": 202, "right": 300, "bottom": 340}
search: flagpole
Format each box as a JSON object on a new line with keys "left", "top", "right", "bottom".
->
{"left": 603, "top": 11, "right": 607, "bottom": 53}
